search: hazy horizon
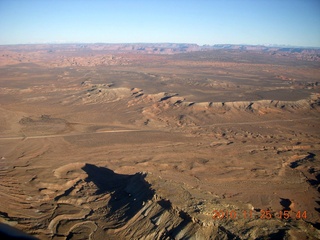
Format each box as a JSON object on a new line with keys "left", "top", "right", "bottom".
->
{"left": 1, "top": 42, "right": 320, "bottom": 49}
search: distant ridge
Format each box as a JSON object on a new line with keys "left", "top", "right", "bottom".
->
{"left": 1, "top": 43, "right": 319, "bottom": 62}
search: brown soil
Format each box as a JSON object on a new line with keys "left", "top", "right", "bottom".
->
{"left": 0, "top": 44, "right": 319, "bottom": 239}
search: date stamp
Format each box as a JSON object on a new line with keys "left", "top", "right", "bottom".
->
{"left": 212, "top": 209, "right": 307, "bottom": 220}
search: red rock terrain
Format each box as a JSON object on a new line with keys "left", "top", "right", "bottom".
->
{"left": 0, "top": 44, "right": 319, "bottom": 239}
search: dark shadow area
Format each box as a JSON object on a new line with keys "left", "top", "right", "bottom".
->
{"left": 160, "top": 96, "right": 173, "bottom": 102}
{"left": 307, "top": 179, "right": 318, "bottom": 186}
{"left": 306, "top": 152, "right": 316, "bottom": 158}
{"left": 157, "top": 199, "right": 172, "bottom": 210}
{"left": 289, "top": 160, "right": 301, "bottom": 169}
{"left": 289, "top": 152, "right": 315, "bottom": 169}
{"left": 81, "top": 164, "right": 154, "bottom": 223}
{"left": 280, "top": 198, "right": 292, "bottom": 211}
{"left": 82, "top": 164, "right": 131, "bottom": 194}
{"left": 217, "top": 226, "right": 241, "bottom": 240}
{"left": 261, "top": 229, "right": 287, "bottom": 240}
{"left": 311, "top": 222, "right": 320, "bottom": 230}
{"left": 0, "top": 223, "right": 38, "bottom": 240}
{"left": 169, "top": 210, "right": 194, "bottom": 239}
{"left": 316, "top": 173, "right": 320, "bottom": 182}
{"left": 135, "top": 93, "right": 144, "bottom": 98}
{"left": 307, "top": 179, "right": 319, "bottom": 190}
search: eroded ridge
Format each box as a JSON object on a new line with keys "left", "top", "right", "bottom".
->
{"left": 1, "top": 161, "right": 319, "bottom": 239}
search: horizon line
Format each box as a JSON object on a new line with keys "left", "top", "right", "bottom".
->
{"left": 1, "top": 42, "right": 320, "bottom": 49}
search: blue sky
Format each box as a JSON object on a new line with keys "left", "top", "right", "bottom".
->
{"left": 0, "top": 0, "right": 319, "bottom": 47}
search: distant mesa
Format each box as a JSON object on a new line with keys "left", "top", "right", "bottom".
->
{"left": 0, "top": 43, "right": 319, "bottom": 63}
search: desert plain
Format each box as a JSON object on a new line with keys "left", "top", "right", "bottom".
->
{"left": 0, "top": 44, "right": 319, "bottom": 239}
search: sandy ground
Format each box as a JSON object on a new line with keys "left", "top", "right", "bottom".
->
{"left": 0, "top": 45, "right": 319, "bottom": 239}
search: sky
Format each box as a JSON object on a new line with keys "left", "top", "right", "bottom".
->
{"left": 0, "top": 0, "right": 319, "bottom": 47}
